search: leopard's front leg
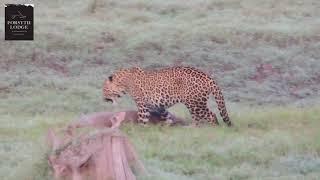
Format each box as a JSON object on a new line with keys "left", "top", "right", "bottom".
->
{"left": 137, "top": 103, "right": 151, "bottom": 125}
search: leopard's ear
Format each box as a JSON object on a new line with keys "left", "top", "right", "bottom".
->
{"left": 130, "top": 67, "right": 143, "bottom": 73}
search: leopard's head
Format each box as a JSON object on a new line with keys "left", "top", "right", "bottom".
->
{"left": 103, "top": 67, "right": 143, "bottom": 104}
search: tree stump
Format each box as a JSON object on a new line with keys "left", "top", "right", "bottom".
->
{"left": 47, "top": 128, "right": 146, "bottom": 180}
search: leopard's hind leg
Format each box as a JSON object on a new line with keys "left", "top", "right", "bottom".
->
{"left": 185, "top": 102, "right": 219, "bottom": 126}
{"left": 200, "top": 106, "right": 219, "bottom": 126}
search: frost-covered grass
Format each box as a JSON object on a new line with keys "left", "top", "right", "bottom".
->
{"left": 0, "top": 0, "right": 320, "bottom": 179}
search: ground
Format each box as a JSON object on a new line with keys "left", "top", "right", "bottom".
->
{"left": 0, "top": 0, "right": 320, "bottom": 179}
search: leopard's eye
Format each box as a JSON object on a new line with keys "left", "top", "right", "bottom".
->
{"left": 108, "top": 76, "right": 113, "bottom": 81}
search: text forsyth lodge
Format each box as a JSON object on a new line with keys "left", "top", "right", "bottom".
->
{"left": 7, "top": 20, "right": 31, "bottom": 30}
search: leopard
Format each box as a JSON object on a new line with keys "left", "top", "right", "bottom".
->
{"left": 103, "top": 66, "right": 232, "bottom": 127}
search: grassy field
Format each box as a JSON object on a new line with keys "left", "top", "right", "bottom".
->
{"left": 1, "top": 106, "right": 320, "bottom": 180}
{"left": 0, "top": 0, "right": 320, "bottom": 179}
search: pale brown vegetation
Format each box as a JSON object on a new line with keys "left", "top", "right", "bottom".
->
{"left": 47, "top": 128, "right": 146, "bottom": 180}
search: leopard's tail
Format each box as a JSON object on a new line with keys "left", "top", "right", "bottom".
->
{"left": 210, "top": 80, "right": 232, "bottom": 126}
